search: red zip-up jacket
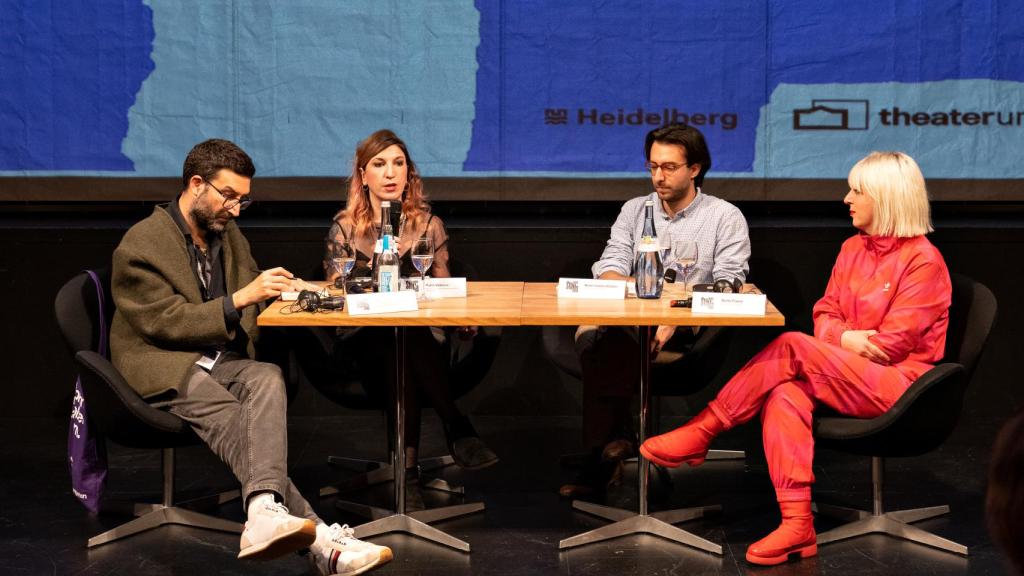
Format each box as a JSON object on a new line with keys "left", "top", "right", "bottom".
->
{"left": 813, "top": 234, "right": 952, "bottom": 380}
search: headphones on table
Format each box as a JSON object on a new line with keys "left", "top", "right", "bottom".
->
{"left": 280, "top": 290, "right": 345, "bottom": 314}
{"left": 298, "top": 290, "right": 345, "bottom": 311}
{"left": 692, "top": 278, "right": 744, "bottom": 294}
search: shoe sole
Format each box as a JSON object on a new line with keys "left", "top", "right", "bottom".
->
{"left": 238, "top": 519, "right": 318, "bottom": 561}
{"left": 339, "top": 547, "right": 394, "bottom": 576}
{"left": 745, "top": 543, "right": 818, "bottom": 566}
{"left": 639, "top": 445, "right": 705, "bottom": 469}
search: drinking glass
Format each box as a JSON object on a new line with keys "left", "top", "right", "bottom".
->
{"left": 411, "top": 236, "right": 434, "bottom": 300}
{"left": 672, "top": 239, "right": 699, "bottom": 292}
{"left": 328, "top": 239, "right": 355, "bottom": 295}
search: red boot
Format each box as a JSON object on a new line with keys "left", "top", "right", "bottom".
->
{"left": 746, "top": 501, "right": 817, "bottom": 566}
{"left": 639, "top": 407, "right": 724, "bottom": 468}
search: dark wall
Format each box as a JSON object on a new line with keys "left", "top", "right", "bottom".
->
{"left": 4, "top": 201, "right": 1021, "bottom": 421}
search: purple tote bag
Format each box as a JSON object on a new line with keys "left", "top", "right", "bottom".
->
{"left": 68, "top": 270, "right": 109, "bottom": 513}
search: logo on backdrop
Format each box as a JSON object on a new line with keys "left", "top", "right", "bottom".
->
{"left": 793, "top": 98, "right": 1024, "bottom": 131}
{"left": 793, "top": 99, "right": 870, "bottom": 130}
{"left": 544, "top": 107, "right": 740, "bottom": 130}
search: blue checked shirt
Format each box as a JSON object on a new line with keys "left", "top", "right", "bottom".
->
{"left": 592, "top": 190, "right": 750, "bottom": 285}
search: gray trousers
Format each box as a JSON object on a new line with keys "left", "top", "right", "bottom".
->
{"left": 153, "top": 353, "right": 318, "bottom": 521}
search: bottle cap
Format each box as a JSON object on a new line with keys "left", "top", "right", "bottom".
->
{"left": 381, "top": 200, "right": 391, "bottom": 208}
{"left": 645, "top": 199, "right": 654, "bottom": 206}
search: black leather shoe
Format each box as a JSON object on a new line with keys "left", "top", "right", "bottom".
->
{"left": 601, "top": 438, "right": 637, "bottom": 462}
{"left": 559, "top": 457, "right": 622, "bottom": 500}
{"left": 450, "top": 436, "right": 500, "bottom": 471}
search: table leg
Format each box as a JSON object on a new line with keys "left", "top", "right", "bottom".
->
{"left": 559, "top": 325, "right": 722, "bottom": 554}
{"left": 352, "top": 326, "right": 483, "bottom": 553}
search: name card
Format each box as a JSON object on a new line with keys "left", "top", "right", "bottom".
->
{"left": 346, "top": 290, "right": 419, "bottom": 315}
{"left": 691, "top": 292, "right": 767, "bottom": 315}
{"left": 557, "top": 278, "right": 627, "bottom": 300}
{"left": 280, "top": 291, "right": 300, "bottom": 301}
{"left": 407, "top": 277, "right": 467, "bottom": 299}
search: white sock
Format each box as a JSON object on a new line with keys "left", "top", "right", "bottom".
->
{"left": 246, "top": 492, "right": 276, "bottom": 518}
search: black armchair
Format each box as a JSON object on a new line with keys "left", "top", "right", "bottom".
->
{"left": 812, "top": 273, "right": 997, "bottom": 555}
{"left": 55, "top": 269, "right": 241, "bottom": 547}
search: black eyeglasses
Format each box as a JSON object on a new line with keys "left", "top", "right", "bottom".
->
{"left": 644, "top": 161, "right": 688, "bottom": 175}
{"left": 205, "top": 180, "right": 252, "bottom": 210}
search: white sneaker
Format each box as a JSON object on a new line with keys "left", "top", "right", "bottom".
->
{"left": 309, "top": 523, "right": 393, "bottom": 576}
{"left": 237, "top": 500, "right": 318, "bottom": 560}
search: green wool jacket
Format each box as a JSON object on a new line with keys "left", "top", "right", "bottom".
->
{"left": 110, "top": 205, "right": 262, "bottom": 399}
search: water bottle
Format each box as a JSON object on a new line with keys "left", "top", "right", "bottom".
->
{"left": 370, "top": 201, "right": 393, "bottom": 286}
{"left": 634, "top": 199, "right": 664, "bottom": 299}
{"left": 376, "top": 234, "right": 401, "bottom": 293}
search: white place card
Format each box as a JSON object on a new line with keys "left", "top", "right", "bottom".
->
{"left": 346, "top": 290, "right": 419, "bottom": 315}
{"left": 557, "top": 278, "right": 627, "bottom": 300}
{"left": 406, "top": 277, "right": 467, "bottom": 299}
{"left": 280, "top": 291, "right": 301, "bottom": 301}
{"left": 691, "top": 292, "right": 767, "bottom": 315}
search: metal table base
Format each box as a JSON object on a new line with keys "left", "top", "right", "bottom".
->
{"left": 351, "top": 327, "right": 483, "bottom": 553}
{"left": 559, "top": 326, "right": 722, "bottom": 554}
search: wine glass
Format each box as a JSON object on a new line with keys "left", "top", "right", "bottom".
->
{"left": 411, "top": 236, "right": 434, "bottom": 300}
{"left": 328, "top": 239, "right": 355, "bottom": 295}
{"left": 671, "top": 239, "right": 699, "bottom": 292}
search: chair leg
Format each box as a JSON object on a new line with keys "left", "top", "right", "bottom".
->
{"left": 650, "top": 504, "right": 721, "bottom": 525}
{"left": 887, "top": 505, "right": 950, "bottom": 525}
{"left": 813, "top": 502, "right": 871, "bottom": 523}
{"left": 815, "top": 515, "right": 884, "bottom": 546}
{"left": 878, "top": 516, "right": 968, "bottom": 555}
{"left": 88, "top": 448, "right": 242, "bottom": 548}
{"left": 815, "top": 457, "right": 967, "bottom": 555}
{"left": 89, "top": 508, "right": 173, "bottom": 548}
{"left": 419, "top": 455, "right": 455, "bottom": 472}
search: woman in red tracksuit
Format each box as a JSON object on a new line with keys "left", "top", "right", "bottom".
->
{"left": 641, "top": 151, "right": 951, "bottom": 566}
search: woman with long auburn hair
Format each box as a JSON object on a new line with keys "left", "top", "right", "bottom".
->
{"left": 323, "top": 130, "right": 498, "bottom": 506}
{"left": 642, "top": 152, "right": 952, "bottom": 566}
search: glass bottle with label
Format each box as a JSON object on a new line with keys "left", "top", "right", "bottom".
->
{"left": 634, "top": 199, "right": 664, "bottom": 299}
{"left": 376, "top": 234, "right": 400, "bottom": 293}
{"left": 370, "top": 200, "right": 393, "bottom": 289}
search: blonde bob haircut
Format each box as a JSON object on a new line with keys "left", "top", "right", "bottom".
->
{"left": 847, "top": 151, "right": 933, "bottom": 237}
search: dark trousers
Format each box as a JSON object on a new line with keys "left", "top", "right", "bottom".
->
{"left": 576, "top": 326, "right": 697, "bottom": 451}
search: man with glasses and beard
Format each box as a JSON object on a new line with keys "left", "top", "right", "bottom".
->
{"left": 559, "top": 124, "right": 751, "bottom": 499}
{"left": 110, "top": 139, "right": 393, "bottom": 575}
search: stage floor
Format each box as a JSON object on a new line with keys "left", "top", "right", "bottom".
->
{"left": 0, "top": 411, "right": 1007, "bottom": 575}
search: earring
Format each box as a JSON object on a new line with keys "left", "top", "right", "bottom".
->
{"left": 362, "top": 184, "right": 369, "bottom": 194}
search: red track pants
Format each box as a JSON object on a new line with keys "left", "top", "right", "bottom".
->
{"left": 707, "top": 332, "right": 917, "bottom": 503}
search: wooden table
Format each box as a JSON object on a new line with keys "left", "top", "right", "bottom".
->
{"left": 521, "top": 282, "right": 784, "bottom": 554}
{"left": 259, "top": 280, "right": 784, "bottom": 554}
{"left": 259, "top": 282, "right": 524, "bottom": 552}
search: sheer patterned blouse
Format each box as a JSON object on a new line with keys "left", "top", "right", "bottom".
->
{"left": 324, "top": 210, "right": 450, "bottom": 281}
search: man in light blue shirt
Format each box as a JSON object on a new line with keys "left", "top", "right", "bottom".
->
{"left": 560, "top": 124, "right": 751, "bottom": 499}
